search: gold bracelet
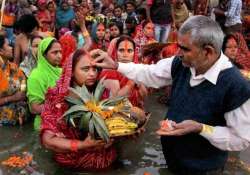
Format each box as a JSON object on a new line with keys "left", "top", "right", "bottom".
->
{"left": 201, "top": 124, "right": 214, "bottom": 134}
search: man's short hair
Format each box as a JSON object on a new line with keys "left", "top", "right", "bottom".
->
{"left": 179, "top": 15, "right": 224, "bottom": 53}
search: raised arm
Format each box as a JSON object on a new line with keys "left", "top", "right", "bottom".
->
{"left": 90, "top": 49, "right": 174, "bottom": 88}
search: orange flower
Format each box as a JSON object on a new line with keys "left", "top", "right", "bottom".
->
{"left": 0, "top": 69, "right": 9, "bottom": 92}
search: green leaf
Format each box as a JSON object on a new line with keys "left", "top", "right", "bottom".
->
{"left": 102, "top": 96, "right": 127, "bottom": 106}
{"left": 69, "top": 86, "right": 92, "bottom": 103}
{"left": 79, "top": 112, "right": 92, "bottom": 132}
{"left": 70, "top": 118, "right": 76, "bottom": 128}
{"left": 89, "top": 118, "right": 95, "bottom": 139}
{"left": 94, "top": 77, "right": 105, "bottom": 101}
{"left": 65, "top": 96, "right": 82, "bottom": 105}
{"left": 63, "top": 105, "right": 88, "bottom": 117}
{"left": 92, "top": 112, "right": 110, "bottom": 142}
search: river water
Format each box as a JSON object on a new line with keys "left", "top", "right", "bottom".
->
{"left": 0, "top": 92, "right": 250, "bottom": 175}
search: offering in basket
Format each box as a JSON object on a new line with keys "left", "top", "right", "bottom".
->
{"left": 63, "top": 78, "right": 148, "bottom": 142}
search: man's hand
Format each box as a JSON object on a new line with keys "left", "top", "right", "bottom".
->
{"left": 156, "top": 120, "right": 203, "bottom": 136}
{"left": 90, "top": 49, "right": 118, "bottom": 69}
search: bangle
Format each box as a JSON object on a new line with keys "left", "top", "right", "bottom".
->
{"left": 70, "top": 140, "right": 79, "bottom": 152}
{"left": 82, "top": 31, "right": 89, "bottom": 37}
{"left": 201, "top": 124, "right": 214, "bottom": 134}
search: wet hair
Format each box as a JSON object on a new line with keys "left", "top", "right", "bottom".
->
{"left": 0, "top": 35, "right": 5, "bottom": 49}
{"left": 30, "top": 35, "right": 43, "bottom": 45}
{"left": 43, "top": 39, "right": 59, "bottom": 56}
{"left": 91, "top": 22, "right": 106, "bottom": 42}
{"left": 125, "top": 1, "right": 136, "bottom": 8}
{"left": 179, "top": 15, "right": 224, "bottom": 53}
{"left": 114, "top": 5, "right": 123, "bottom": 10}
{"left": 136, "top": 8, "right": 147, "bottom": 18}
{"left": 222, "top": 34, "right": 237, "bottom": 52}
{"left": 109, "top": 21, "right": 123, "bottom": 35}
{"left": 15, "top": 14, "right": 39, "bottom": 34}
{"left": 115, "top": 35, "right": 135, "bottom": 50}
{"left": 142, "top": 19, "right": 152, "bottom": 29}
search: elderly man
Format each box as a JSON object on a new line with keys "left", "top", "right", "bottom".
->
{"left": 91, "top": 16, "right": 250, "bottom": 174}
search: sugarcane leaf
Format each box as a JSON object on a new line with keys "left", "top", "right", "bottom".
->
{"left": 94, "top": 77, "right": 106, "bottom": 101}
{"left": 79, "top": 112, "right": 92, "bottom": 131}
{"left": 63, "top": 105, "right": 88, "bottom": 117}
{"left": 65, "top": 96, "right": 82, "bottom": 105}
{"left": 89, "top": 118, "right": 95, "bottom": 139}
{"left": 92, "top": 112, "right": 110, "bottom": 142}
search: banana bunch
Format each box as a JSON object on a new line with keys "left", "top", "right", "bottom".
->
{"left": 105, "top": 116, "right": 138, "bottom": 137}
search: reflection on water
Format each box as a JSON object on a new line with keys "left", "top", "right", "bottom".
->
{"left": 0, "top": 93, "right": 250, "bottom": 175}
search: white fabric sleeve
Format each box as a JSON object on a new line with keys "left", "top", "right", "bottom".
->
{"left": 200, "top": 99, "right": 250, "bottom": 151}
{"left": 117, "top": 57, "right": 174, "bottom": 88}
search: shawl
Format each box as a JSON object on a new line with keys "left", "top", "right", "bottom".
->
{"left": 59, "top": 34, "right": 77, "bottom": 66}
{"left": 27, "top": 37, "right": 62, "bottom": 129}
{"left": 41, "top": 50, "right": 116, "bottom": 170}
{"left": 233, "top": 33, "right": 250, "bottom": 70}
{"left": 133, "top": 21, "right": 156, "bottom": 60}
{"left": 56, "top": 5, "right": 75, "bottom": 28}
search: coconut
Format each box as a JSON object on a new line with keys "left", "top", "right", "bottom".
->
{"left": 130, "top": 107, "right": 147, "bottom": 127}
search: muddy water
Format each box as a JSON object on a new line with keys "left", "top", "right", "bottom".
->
{"left": 0, "top": 93, "right": 249, "bottom": 175}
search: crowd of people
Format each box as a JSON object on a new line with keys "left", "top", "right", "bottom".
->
{"left": 0, "top": 0, "right": 250, "bottom": 174}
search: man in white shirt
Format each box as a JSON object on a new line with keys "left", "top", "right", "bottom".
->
{"left": 91, "top": 15, "right": 250, "bottom": 174}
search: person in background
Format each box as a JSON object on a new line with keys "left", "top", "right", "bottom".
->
{"left": 59, "top": 34, "right": 77, "bottom": 66}
{"left": 100, "top": 35, "right": 148, "bottom": 108}
{"left": 109, "top": 22, "right": 123, "bottom": 40}
{"left": 56, "top": 0, "right": 75, "bottom": 30}
{"left": 90, "top": 22, "right": 109, "bottom": 51}
{"left": 146, "top": 0, "right": 175, "bottom": 43}
{"left": 113, "top": 5, "right": 124, "bottom": 24}
{"left": 134, "top": 20, "right": 156, "bottom": 63}
{"left": 69, "top": 11, "right": 92, "bottom": 50}
{"left": 91, "top": 16, "right": 250, "bottom": 175}
{"left": 222, "top": 33, "right": 250, "bottom": 70}
{"left": 173, "top": 0, "right": 189, "bottom": 29}
{"left": 27, "top": 37, "right": 62, "bottom": 130}
{"left": 47, "top": 0, "right": 57, "bottom": 32}
{"left": 3, "top": 0, "right": 18, "bottom": 46}
{"left": 124, "top": 16, "right": 137, "bottom": 37}
{"left": 0, "top": 35, "right": 27, "bottom": 126}
{"left": 14, "top": 14, "right": 39, "bottom": 65}
{"left": 125, "top": 1, "right": 139, "bottom": 24}
{"left": 19, "top": 35, "right": 43, "bottom": 77}
{"left": 16, "top": 0, "right": 33, "bottom": 21}
{"left": 36, "top": 0, "right": 52, "bottom": 32}
{"left": 214, "top": 0, "right": 242, "bottom": 34}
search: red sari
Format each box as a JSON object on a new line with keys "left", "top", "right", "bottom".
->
{"left": 99, "top": 47, "right": 145, "bottom": 108}
{"left": 41, "top": 54, "right": 116, "bottom": 170}
{"left": 234, "top": 33, "right": 250, "bottom": 70}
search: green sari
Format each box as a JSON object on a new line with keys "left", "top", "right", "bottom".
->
{"left": 27, "top": 37, "right": 62, "bottom": 130}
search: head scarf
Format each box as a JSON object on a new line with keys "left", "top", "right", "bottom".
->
{"left": 41, "top": 50, "right": 116, "bottom": 170}
{"left": 56, "top": 1, "right": 75, "bottom": 28}
{"left": 27, "top": 37, "right": 62, "bottom": 129}
{"left": 59, "top": 34, "right": 77, "bottom": 66}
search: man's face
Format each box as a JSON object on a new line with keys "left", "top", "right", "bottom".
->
{"left": 126, "top": 3, "right": 135, "bottom": 14}
{"left": 0, "top": 39, "right": 13, "bottom": 60}
{"left": 177, "top": 33, "right": 208, "bottom": 70}
{"left": 114, "top": 8, "right": 122, "bottom": 17}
